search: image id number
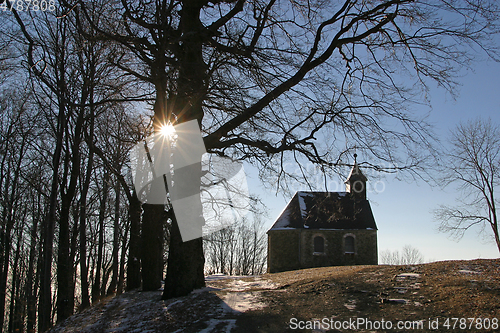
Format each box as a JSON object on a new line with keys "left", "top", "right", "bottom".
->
{"left": 1, "top": 0, "right": 56, "bottom": 11}
{"left": 443, "top": 318, "right": 498, "bottom": 330}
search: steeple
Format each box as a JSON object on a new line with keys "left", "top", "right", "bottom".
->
{"left": 345, "top": 154, "right": 367, "bottom": 200}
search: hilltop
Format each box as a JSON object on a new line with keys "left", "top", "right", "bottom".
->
{"left": 50, "top": 259, "right": 500, "bottom": 332}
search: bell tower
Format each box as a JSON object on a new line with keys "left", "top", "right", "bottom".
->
{"left": 345, "top": 154, "right": 367, "bottom": 200}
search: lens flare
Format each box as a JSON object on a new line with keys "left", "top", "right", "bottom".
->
{"left": 159, "top": 124, "right": 176, "bottom": 138}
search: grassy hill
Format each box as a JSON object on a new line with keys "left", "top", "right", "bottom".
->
{"left": 50, "top": 259, "right": 500, "bottom": 332}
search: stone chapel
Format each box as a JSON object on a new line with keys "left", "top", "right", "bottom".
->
{"left": 267, "top": 156, "right": 378, "bottom": 273}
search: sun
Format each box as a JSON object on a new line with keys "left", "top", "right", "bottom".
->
{"left": 159, "top": 123, "right": 176, "bottom": 139}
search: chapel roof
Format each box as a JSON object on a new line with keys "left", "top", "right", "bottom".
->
{"left": 268, "top": 191, "right": 377, "bottom": 231}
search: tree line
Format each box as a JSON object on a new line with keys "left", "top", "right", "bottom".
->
{"left": 0, "top": 13, "right": 149, "bottom": 329}
{"left": 0, "top": 22, "right": 268, "bottom": 330}
{"left": 204, "top": 217, "right": 267, "bottom": 276}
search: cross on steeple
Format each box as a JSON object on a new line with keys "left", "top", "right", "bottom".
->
{"left": 345, "top": 154, "right": 367, "bottom": 200}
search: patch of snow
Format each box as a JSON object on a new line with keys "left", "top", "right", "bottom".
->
{"left": 198, "top": 319, "right": 237, "bottom": 333}
{"left": 458, "top": 269, "right": 481, "bottom": 275}
{"left": 224, "top": 278, "right": 276, "bottom": 292}
{"left": 165, "top": 299, "right": 184, "bottom": 311}
{"left": 344, "top": 299, "right": 357, "bottom": 310}
{"left": 396, "top": 273, "right": 421, "bottom": 279}
{"left": 297, "top": 192, "right": 308, "bottom": 218}
{"left": 221, "top": 292, "right": 266, "bottom": 313}
{"left": 215, "top": 276, "right": 275, "bottom": 315}
{"left": 271, "top": 206, "right": 292, "bottom": 229}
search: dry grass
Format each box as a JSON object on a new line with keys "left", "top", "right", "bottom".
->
{"left": 50, "top": 259, "right": 500, "bottom": 332}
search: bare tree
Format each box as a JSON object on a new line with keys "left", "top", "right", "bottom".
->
{"left": 204, "top": 215, "right": 267, "bottom": 276}
{"left": 434, "top": 118, "right": 500, "bottom": 253}
{"left": 380, "top": 245, "right": 424, "bottom": 265}
{"left": 401, "top": 245, "right": 425, "bottom": 265}
{"left": 9, "top": 4, "right": 148, "bottom": 328}
{"left": 380, "top": 249, "right": 402, "bottom": 265}
{"left": 70, "top": 0, "right": 500, "bottom": 299}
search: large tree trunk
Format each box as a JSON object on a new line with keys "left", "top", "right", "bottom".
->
{"left": 126, "top": 192, "right": 142, "bottom": 291}
{"left": 163, "top": 215, "right": 205, "bottom": 298}
{"left": 141, "top": 204, "right": 165, "bottom": 291}
{"left": 161, "top": 0, "right": 207, "bottom": 299}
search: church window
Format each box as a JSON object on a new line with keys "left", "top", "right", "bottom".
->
{"left": 344, "top": 235, "right": 355, "bottom": 254}
{"left": 313, "top": 236, "right": 325, "bottom": 253}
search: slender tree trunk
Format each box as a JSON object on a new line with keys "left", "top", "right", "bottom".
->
{"left": 100, "top": 264, "right": 111, "bottom": 297}
{"left": 57, "top": 185, "right": 73, "bottom": 322}
{"left": 92, "top": 170, "right": 109, "bottom": 303}
{"left": 8, "top": 225, "right": 24, "bottom": 333}
{"left": 68, "top": 206, "right": 79, "bottom": 316}
{"left": 25, "top": 190, "right": 40, "bottom": 333}
{"left": 0, "top": 136, "right": 27, "bottom": 330}
{"left": 78, "top": 143, "right": 94, "bottom": 308}
{"left": 107, "top": 180, "right": 121, "bottom": 295}
{"left": 0, "top": 210, "right": 13, "bottom": 328}
{"left": 117, "top": 220, "right": 129, "bottom": 295}
{"left": 77, "top": 65, "right": 95, "bottom": 309}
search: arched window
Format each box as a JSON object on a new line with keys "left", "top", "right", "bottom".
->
{"left": 344, "top": 235, "right": 355, "bottom": 254}
{"left": 313, "top": 236, "right": 325, "bottom": 253}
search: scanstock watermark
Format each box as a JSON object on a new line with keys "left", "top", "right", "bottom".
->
{"left": 130, "top": 120, "right": 250, "bottom": 242}
{"left": 289, "top": 317, "right": 425, "bottom": 331}
{"left": 290, "top": 317, "right": 499, "bottom": 330}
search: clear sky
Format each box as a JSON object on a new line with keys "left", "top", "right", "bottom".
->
{"left": 247, "top": 57, "right": 500, "bottom": 263}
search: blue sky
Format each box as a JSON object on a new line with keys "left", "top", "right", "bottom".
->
{"left": 248, "top": 57, "right": 500, "bottom": 263}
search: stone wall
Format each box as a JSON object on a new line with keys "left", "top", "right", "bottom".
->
{"left": 267, "top": 229, "right": 301, "bottom": 273}
{"left": 268, "top": 229, "right": 377, "bottom": 273}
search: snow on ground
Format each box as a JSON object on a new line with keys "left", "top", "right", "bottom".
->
{"left": 50, "top": 274, "right": 277, "bottom": 333}
{"left": 202, "top": 274, "right": 277, "bottom": 329}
